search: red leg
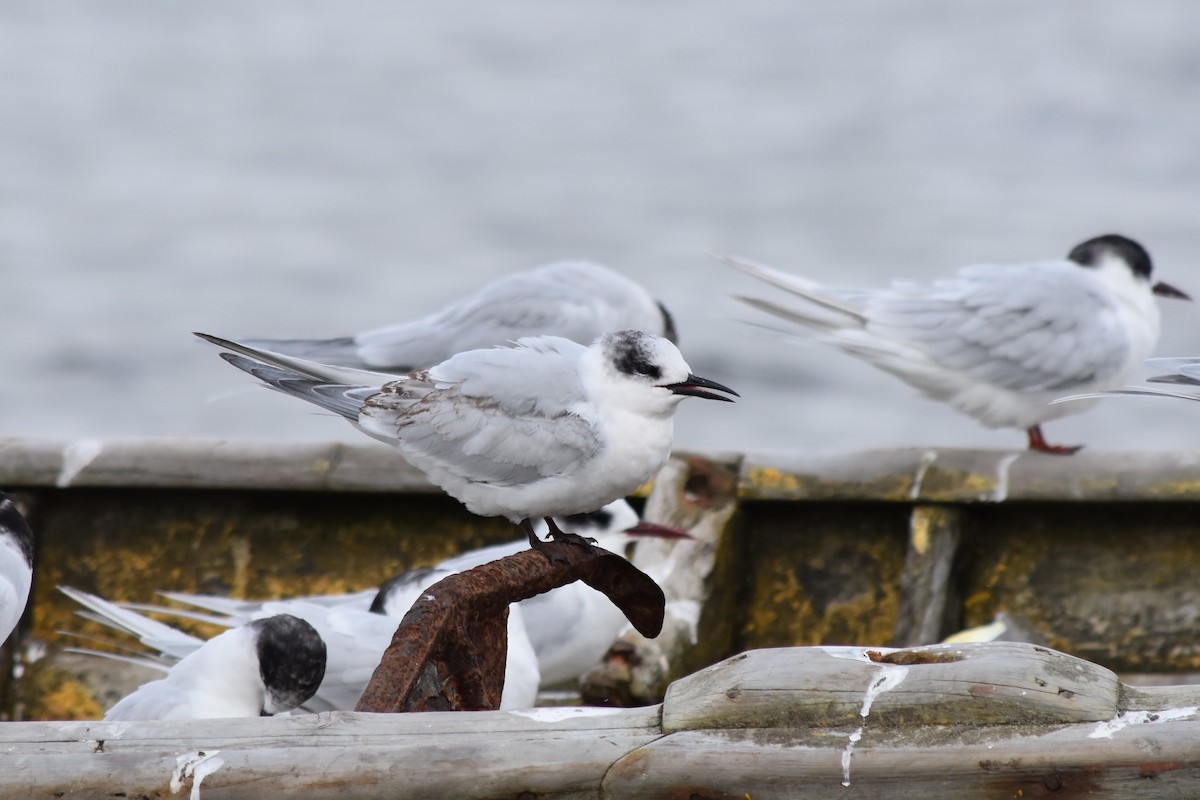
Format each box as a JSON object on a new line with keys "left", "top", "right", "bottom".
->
{"left": 1026, "top": 425, "right": 1083, "bottom": 455}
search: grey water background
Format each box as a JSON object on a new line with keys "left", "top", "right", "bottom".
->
{"left": 5, "top": 1, "right": 1200, "bottom": 456}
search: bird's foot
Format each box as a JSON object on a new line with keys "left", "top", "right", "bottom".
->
{"left": 1026, "top": 426, "right": 1084, "bottom": 455}
{"left": 520, "top": 518, "right": 590, "bottom": 565}
{"left": 544, "top": 516, "right": 598, "bottom": 548}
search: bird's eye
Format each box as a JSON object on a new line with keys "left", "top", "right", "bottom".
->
{"left": 636, "top": 363, "right": 662, "bottom": 380}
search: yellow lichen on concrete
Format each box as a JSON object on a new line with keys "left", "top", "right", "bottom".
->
{"left": 910, "top": 510, "right": 932, "bottom": 556}
{"left": 740, "top": 465, "right": 919, "bottom": 502}
{"left": 18, "top": 663, "right": 105, "bottom": 722}
{"left": 914, "top": 466, "right": 998, "bottom": 502}
{"left": 737, "top": 506, "right": 906, "bottom": 649}
{"left": 742, "top": 467, "right": 803, "bottom": 496}
{"left": 1141, "top": 477, "right": 1200, "bottom": 500}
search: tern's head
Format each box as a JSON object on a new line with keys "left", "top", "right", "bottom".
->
{"left": 251, "top": 614, "right": 327, "bottom": 715}
{"left": 596, "top": 330, "right": 738, "bottom": 413}
{"left": 555, "top": 499, "right": 691, "bottom": 552}
{"left": 1069, "top": 234, "right": 1190, "bottom": 302}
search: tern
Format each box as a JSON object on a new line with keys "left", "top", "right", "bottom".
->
{"left": 195, "top": 330, "right": 736, "bottom": 554}
{"left": 63, "top": 583, "right": 541, "bottom": 712}
{"left": 722, "top": 234, "right": 1188, "bottom": 453}
{"left": 0, "top": 493, "right": 34, "bottom": 645}
{"left": 87, "top": 607, "right": 328, "bottom": 721}
{"left": 241, "top": 260, "right": 677, "bottom": 371}
{"left": 76, "top": 500, "right": 684, "bottom": 708}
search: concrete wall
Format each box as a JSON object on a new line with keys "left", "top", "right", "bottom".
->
{"left": 3, "top": 438, "right": 1200, "bottom": 719}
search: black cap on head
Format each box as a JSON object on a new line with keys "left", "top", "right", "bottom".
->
{"left": 1068, "top": 234, "right": 1152, "bottom": 279}
{"left": 252, "top": 614, "right": 327, "bottom": 714}
{"left": 607, "top": 330, "right": 664, "bottom": 381}
{"left": 370, "top": 567, "right": 440, "bottom": 615}
{"left": 559, "top": 507, "right": 615, "bottom": 531}
{"left": 0, "top": 493, "right": 34, "bottom": 569}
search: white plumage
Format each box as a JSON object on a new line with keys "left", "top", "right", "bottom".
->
{"left": 62, "top": 580, "right": 541, "bottom": 712}
{"left": 196, "top": 330, "right": 735, "bottom": 548}
{"left": 724, "top": 234, "right": 1188, "bottom": 453}
{"left": 66, "top": 594, "right": 329, "bottom": 721}
{"left": 241, "top": 260, "right": 676, "bottom": 371}
{"left": 0, "top": 493, "right": 34, "bottom": 645}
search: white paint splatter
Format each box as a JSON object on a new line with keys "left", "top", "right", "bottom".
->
{"left": 841, "top": 664, "right": 909, "bottom": 787}
{"left": 909, "top": 450, "right": 938, "bottom": 500}
{"left": 989, "top": 452, "right": 1021, "bottom": 502}
{"left": 1088, "top": 707, "right": 1197, "bottom": 739}
{"left": 818, "top": 646, "right": 895, "bottom": 663}
{"left": 510, "top": 706, "right": 625, "bottom": 722}
{"left": 170, "top": 750, "right": 223, "bottom": 797}
{"left": 57, "top": 439, "right": 103, "bottom": 487}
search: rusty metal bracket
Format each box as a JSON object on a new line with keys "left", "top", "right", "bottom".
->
{"left": 355, "top": 541, "right": 666, "bottom": 713}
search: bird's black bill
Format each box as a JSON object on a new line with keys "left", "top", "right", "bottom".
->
{"left": 663, "top": 373, "right": 739, "bottom": 402}
{"left": 1153, "top": 281, "right": 1191, "bottom": 300}
{"left": 625, "top": 521, "right": 694, "bottom": 540}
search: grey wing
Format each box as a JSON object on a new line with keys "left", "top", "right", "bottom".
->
{"left": 357, "top": 262, "right": 662, "bottom": 369}
{"left": 867, "top": 262, "right": 1132, "bottom": 392}
{"left": 359, "top": 338, "right": 602, "bottom": 485}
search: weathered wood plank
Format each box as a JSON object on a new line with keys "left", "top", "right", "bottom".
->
{"left": 0, "top": 706, "right": 662, "bottom": 748}
{"left": 2, "top": 646, "right": 1199, "bottom": 798}
{"left": 0, "top": 436, "right": 435, "bottom": 492}
{"left": 661, "top": 643, "right": 1120, "bottom": 732}
{"left": 0, "top": 708, "right": 664, "bottom": 800}
{"left": 603, "top": 719, "right": 1200, "bottom": 799}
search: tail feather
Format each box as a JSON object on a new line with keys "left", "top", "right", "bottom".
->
{"left": 59, "top": 586, "right": 203, "bottom": 661}
{"left": 157, "top": 591, "right": 261, "bottom": 616}
{"left": 195, "top": 332, "right": 400, "bottom": 385}
{"left": 715, "top": 252, "right": 866, "bottom": 323}
{"left": 219, "top": 353, "right": 369, "bottom": 421}
{"left": 240, "top": 337, "right": 373, "bottom": 370}
{"left": 733, "top": 295, "right": 854, "bottom": 332}
{"left": 63, "top": 647, "right": 173, "bottom": 674}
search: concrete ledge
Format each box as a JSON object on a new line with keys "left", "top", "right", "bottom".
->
{"left": 6, "top": 437, "right": 1200, "bottom": 502}
{"left": 741, "top": 447, "right": 1200, "bottom": 503}
{"left": 0, "top": 437, "right": 435, "bottom": 493}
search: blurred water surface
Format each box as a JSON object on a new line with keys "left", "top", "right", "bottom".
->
{"left": 4, "top": 1, "right": 1200, "bottom": 455}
